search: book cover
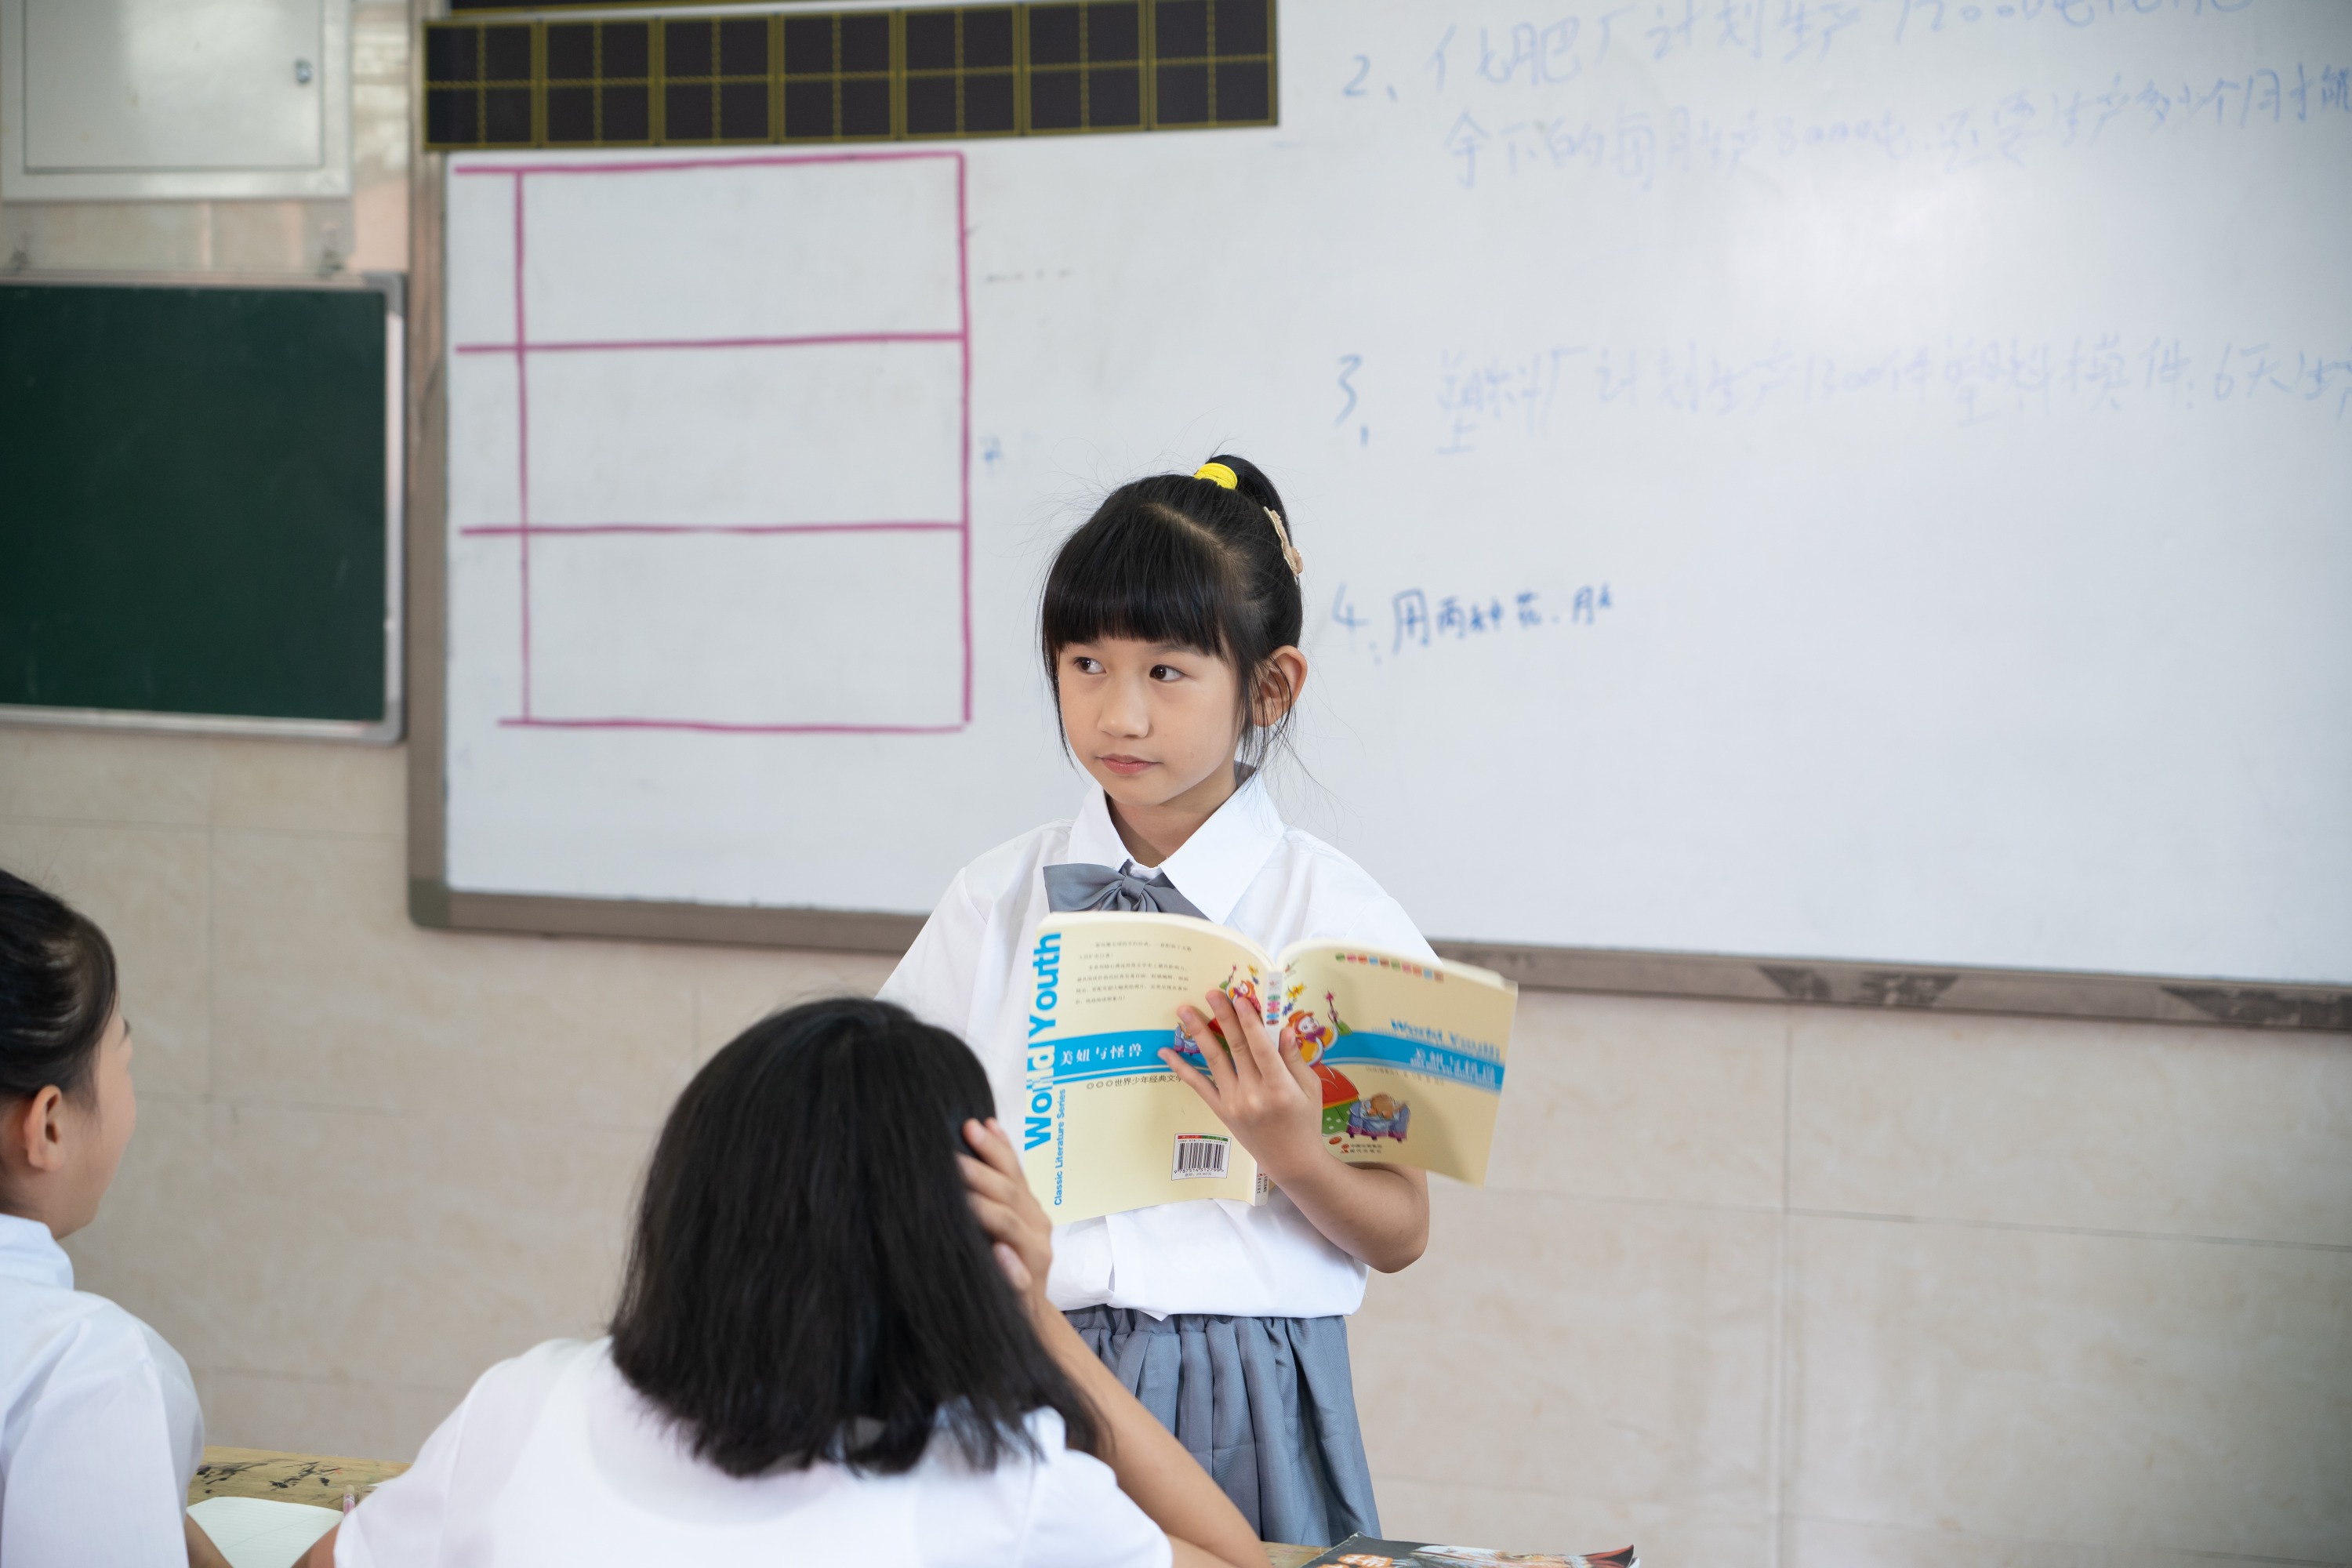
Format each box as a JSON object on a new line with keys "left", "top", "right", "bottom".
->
{"left": 1019, "top": 913, "right": 1516, "bottom": 1224}
{"left": 1301, "top": 1535, "right": 1638, "bottom": 1568}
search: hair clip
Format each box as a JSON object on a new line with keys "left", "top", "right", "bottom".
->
{"left": 1194, "top": 462, "right": 1302, "bottom": 576}
{"left": 1263, "top": 508, "right": 1305, "bottom": 578}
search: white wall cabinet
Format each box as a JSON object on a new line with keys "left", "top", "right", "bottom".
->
{"left": 3, "top": 0, "right": 350, "bottom": 200}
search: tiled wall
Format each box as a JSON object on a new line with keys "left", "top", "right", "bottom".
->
{"left": 8, "top": 726, "right": 2346, "bottom": 1567}
{"left": 0, "top": 728, "right": 896, "bottom": 1452}
{"left": 5, "top": 8, "right": 2347, "bottom": 1561}
{"left": 1359, "top": 991, "right": 2352, "bottom": 1567}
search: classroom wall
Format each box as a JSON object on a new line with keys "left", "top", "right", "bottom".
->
{"left": 7, "top": 727, "right": 2347, "bottom": 1568}
{"left": 5, "top": 10, "right": 2348, "bottom": 1564}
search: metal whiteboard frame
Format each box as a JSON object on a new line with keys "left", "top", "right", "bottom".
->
{"left": 401, "top": 143, "right": 2347, "bottom": 1034}
{"left": 0, "top": 268, "right": 406, "bottom": 745}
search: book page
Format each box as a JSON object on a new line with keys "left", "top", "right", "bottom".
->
{"left": 186, "top": 1497, "right": 339, "bottom": 1568}
{"left": 1022, "top": 912, "right": 1275, "bottom": 1222}
{"left": 1278, "top": 943, "right": 1517, "bottom": 1186}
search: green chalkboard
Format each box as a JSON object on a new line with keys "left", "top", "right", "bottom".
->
{"left": 0, "top": 280, "right": 397, "bottom": 733}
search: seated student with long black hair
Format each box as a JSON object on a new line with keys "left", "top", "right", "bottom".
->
{"left": 308, "top": 997, "right": 1265, "bottom": 1568}
{"left": 0, "top": 869, "right": 230, "bottom": 1567}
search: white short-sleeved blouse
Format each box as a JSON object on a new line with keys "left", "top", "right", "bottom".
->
{"left": 336, "top": 1338, "right": 1169, "bottom": 1568}
{"left": 0, "top": 1211, "right": 205, "bottom": 1568}
{"left": 880, "top": 774, "right": 1435, "bottom": 1320}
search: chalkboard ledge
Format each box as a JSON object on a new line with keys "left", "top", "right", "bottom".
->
{"left": 410, "top": 879, "right": 922, "bottom": 955}
{"left": 0, "top": 702, "right": 402, "bottom": 744}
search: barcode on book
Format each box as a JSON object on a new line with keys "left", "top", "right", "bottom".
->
{"left": 1171, "top": 1134, "right": 1231, "bottom": 1180}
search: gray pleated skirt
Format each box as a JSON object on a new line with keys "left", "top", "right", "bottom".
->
{"left": 1065, "top": 1306, "right": 1381, "bottom": 1548}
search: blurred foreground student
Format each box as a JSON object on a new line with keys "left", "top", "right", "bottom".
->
{"left": 0, "top": 870, "right": 229, "bottom": 1568}
{"left": 311, "top": 998, "right": 1262, "bottom": 1568}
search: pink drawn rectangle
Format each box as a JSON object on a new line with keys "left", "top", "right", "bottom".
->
{"left": 451, "top": 150, "right": 971, "bottom": 734}
{"left": 518, "top": 528, "right": 964, "bottom": 731}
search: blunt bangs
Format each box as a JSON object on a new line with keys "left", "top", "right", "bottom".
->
{"left": 1041, "top": 495, "right": 1248, "bottom": 663}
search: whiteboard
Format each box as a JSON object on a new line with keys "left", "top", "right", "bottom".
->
{"left": 437, "top": 0, "right": 2352, "bottom": 989}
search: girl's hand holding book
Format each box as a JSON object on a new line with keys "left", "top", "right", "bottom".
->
{"left": 1166, "top": 985, "right": 1432, "bottom": 1273}
{"left": 1161, "top": 986, "right": 1326, "bottom": 1185}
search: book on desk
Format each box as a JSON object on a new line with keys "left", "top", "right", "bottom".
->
{"left": 1303, "top": 1537, "right": 1638, "bottom": 1568}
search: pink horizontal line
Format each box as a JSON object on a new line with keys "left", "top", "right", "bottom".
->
{"left": 455, "top": 329, "right": 963, "bottom": 355}
{"left": 460, "top": 521, "right": 962, "bottom": 538}
{"left": 455, "top": 149, "right": 964, "bottom": 176}
{"left": 500, "top": 717, "right": 966, "bottom": 735}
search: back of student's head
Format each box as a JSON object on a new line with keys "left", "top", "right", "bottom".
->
{"left": 0, "top": 869, "right": 118, "bottom": 1105}
{"left": 610, "top": 996, "right": 1096, "bottom": 1478}
{"left": 1042, "top": 453, "right": 1305, "bottom": 766}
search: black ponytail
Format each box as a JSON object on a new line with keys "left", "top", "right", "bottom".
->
{"left": 1040, "top": 453, "right": 1306, "bottom": 768}
{"left": 0, "top": 869, "right": 118, "bottom": 1104}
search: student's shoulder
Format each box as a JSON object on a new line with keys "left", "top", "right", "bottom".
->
{"left": 0, "top": 1283, "right": 192, "bottom": 1406}
{"left": 1007, "top": 1410, "right": 1171, "bottom": 1568}
{"left": 42, "top": 1286, "right": 176, "bottom": 1371}
{"left": 479, "top": 1335, "right": 599, "bottom": 1389}
{"left": 1272, "top": 826, "right": 1435, "bottom": 955}
{"left": 912, "top": 1409, "right": 1164, "bottom": 1568}
{"left": 452, "top": 1337, "right": 601, "bottom": 1423}
{"left": 938, "top": 819, "right": 1076, "bottom": 916}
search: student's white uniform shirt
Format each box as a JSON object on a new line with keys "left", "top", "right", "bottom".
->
{"left": 0, "top": 1211, "right": 205, "bottom": 1567}
{"left": 880, "top": 774, "right": 1435, "bottom": 1320}
{"left": 337, "top": 1338, "right": 1169, "bottom": 1568}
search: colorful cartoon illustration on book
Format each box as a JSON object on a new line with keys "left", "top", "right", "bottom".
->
{"left": 1348, "top": 1092, "right": 1410, "bottom": 1142}
{"left": 1288, "top": 990, "right": 1409, "bottom": 1142}
{"left": 1287, "top": 989, "right": 1352, "bottom": 1134}
{"left": 1316, "top": 1063, "right": 1363, "bottom": 1134}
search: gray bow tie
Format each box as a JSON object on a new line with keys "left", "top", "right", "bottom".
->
{"left": 1043, "top": 862, "right": 1207, "bottom": 920}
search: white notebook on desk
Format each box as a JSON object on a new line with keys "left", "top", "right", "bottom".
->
{"left": 187, "top": 1496, "right": 339, "bottom": 1568}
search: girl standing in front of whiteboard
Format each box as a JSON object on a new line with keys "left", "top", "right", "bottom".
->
{"left": 882, "top": 456, "right": 1431, "bottom": 1547}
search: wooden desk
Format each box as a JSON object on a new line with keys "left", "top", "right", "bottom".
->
{"left": 191, "top": 1446, "right": 1322, "bottom": 1564}
{"left": 189, "top": 1447, "right": 410, "bottom": 1512}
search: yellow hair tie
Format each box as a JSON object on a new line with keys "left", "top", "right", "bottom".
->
{"left": 1193, "top": 462, "right": 1239, "bottom": 489}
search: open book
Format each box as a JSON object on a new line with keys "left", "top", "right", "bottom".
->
{"left": 1302, "top": 1536, "right": 1638, "bottom": 1567}
{"left": 1021, "top": 912, "right": 1516, "bottom": 1225}
{"left": 187, "top": 1497, "right": 339, "bottom": 1568}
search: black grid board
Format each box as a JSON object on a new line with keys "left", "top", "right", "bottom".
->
{"left": 661, "top": 16, "right": 775, "bottom": 142}
{"left": 423, "top": 24, "right": 536, "bottom": 147}
{"left": 1151, "top": 0, "right": 1272, "bottom": 128}
{"left": 543, "top": 20, "right": 652, "bottom": 144}
{"left": 902, "top": 8, "right": 1018, "bottom": 140}
{"left": 779, "top": 11, "right": 896, "bottom": 142}
{"left": 420, "top": 0, "right": 1276, "bottom": 149}
{"left": 1025, "top": 2, "right": 1142, "bottom": 134}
